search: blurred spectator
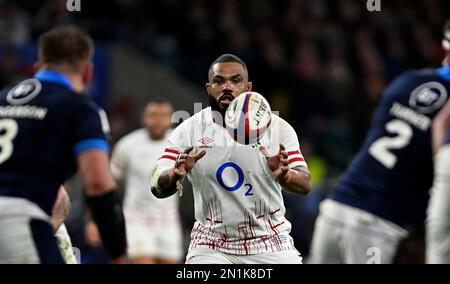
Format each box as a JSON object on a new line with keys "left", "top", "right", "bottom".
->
{"left": 0, "top": 2, "right": 30, "bottom": 46}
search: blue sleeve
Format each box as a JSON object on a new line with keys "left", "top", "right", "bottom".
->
{"left": 72, "top": 98, "right": 110, "bottom": 156}
{"left": 379, "top": 71, "right": 415, "bottom": 101}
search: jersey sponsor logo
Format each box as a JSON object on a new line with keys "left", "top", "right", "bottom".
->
{"left": 6, "top": 79, "right": 42, "bottom": 105}
{"left": 216, "top": 162, "right": 245, "bottom": 191}
{"left": 216, "top": 162, "right": 254, "bottom": 196}
{"left": 408, "top": 81, "right": 447, "bottom": 114}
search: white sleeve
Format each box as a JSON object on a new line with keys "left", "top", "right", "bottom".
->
{"left": 110, "top": 139, "right": 128, "bottom": 181}
{"left": 155, "top": 124, "right": 188, "bottom": 169}
{"left": 279, "top": 119, "right": 308, "bottom": 169}
{"left": 426, "top": 144, "right": 450, "bottom": 264}
{"left": 151, "top": 122, "right": 189, "bottom": 189}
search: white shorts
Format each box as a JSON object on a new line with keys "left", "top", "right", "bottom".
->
{"left": 125, "top": 212, "right": 183, "bottom": 260}
{"left": 309, "top": 199, "right": 408, "bottom": 264}
{"left": 186, "top": 248, "right": 302, "bottom": 264}
{"left": 0, "top": 197, "right": 64, "bottom": 264}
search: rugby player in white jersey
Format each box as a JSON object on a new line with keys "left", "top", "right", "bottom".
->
{"left": 111, "top": 101, "right": 183, "bottom": 264}
{"left": 427, "top": 36, "right": 450, "bottom": 262}
{"left": 151, "top": 54, "right": 311, "bottom": 264}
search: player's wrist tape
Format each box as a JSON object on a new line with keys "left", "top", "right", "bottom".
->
{"left": 86, "top": 191, "right": 127, "bottom": 259}
{"left": 151, "top": 166, "right": 183, "bottom": 197}
{"left": 176, "top": 180, "right": 183, "bottom": 196}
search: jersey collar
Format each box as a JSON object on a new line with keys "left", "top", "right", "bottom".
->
{"left": 205, "top": 107, "right": 214, "bottom": 124}
{"left": 437, "top": 65, "right": 450, "bottom": 82}
{"left": 34, "top": 69, "right": 74, "bottom": 91}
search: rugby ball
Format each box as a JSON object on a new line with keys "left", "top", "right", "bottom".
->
{"left": 225, "top": 91, "right": 272, "bottom": 145}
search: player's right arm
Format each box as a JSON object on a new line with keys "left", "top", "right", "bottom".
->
{"left": 426, "top": 130, "right": 450, "bottom": 263}
{"left": 427, "top": 100, "right": 450, "bottom": 263}
{"left": 72, "top": 99, "right": 127, "bottom": 264}
{"left": 150, "top": 123, "right": 206, "bottom": 199}
{"left": 110, "top": 137, "right": 129, "bottom": 183}
{"left": 152, "top": 146, "right": 206, "bottom": 198}
{"left": 432, "top": 99, "right": 450, "bottom": 155}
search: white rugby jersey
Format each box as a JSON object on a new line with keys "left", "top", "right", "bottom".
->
{"left": 154, "top": 107, "right": 307, "bottom": 255}
{"left": 111, "top": 129, "right": 179, "bottom": 226}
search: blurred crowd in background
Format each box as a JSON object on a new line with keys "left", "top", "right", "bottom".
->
{"left": 1, "top": 0, "right": 449, "bottom": 263}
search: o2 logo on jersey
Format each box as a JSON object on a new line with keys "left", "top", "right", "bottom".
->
{"left": 408, "top": 82, "right": 447, "bottom": 114}
{"left": 216, "top": 162, "right": 254, "bottom": 196}
{"left": 6, "top": 79, "right": 42, "bottom": 105}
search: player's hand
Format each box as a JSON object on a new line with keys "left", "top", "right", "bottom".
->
{"left": 260, "top": 144, "right": 290, "bottom": 184}
{"left": 172, "top": 146, "right": 206, "bottom": 180}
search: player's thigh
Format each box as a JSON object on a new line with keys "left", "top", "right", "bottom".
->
{"left": 30, "top": 219, "right": 65, "bottom": 264}
{"left": 309, "top": 202, "right": 344, "bottom": 264}
{"left": 0, "top": 216, "right": 64, "bottom": 264}
{"left": 185, "top": 248, "right": 234, "bottom": 264}
{"left": 239, "top": 250, "right": 303, "bottom": 264}
{"left": 0, "top": 216, "right": 39, "bottom": 264}
{"left": 154, "top": 225, "right": 184, "bottom": 262}
{"left": 126, "top": 223, "right": 158, "bottom": 259}
{"left": 426, "top": 234, "right": 450, "bottom": 264}
{"left": 341, "top": 211, "right": 407, "bottom": 264}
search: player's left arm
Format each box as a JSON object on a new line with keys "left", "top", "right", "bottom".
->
{"left": 71, "top": 99, "right": 127, "bottom": 263}
{"left": 280, "top": 164, "right": 311, "bottom": 195}
{"left": 261, "top": 144, "right": 311, "bottom": 195}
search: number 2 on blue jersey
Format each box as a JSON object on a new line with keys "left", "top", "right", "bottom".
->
{"left": 368, "top": 119, "right": 413, "bottom": 168}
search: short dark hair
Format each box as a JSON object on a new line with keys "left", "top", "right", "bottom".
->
{"left": 38, "top": 25, "right": 94, "bottom": 71}
{"left": 443, "top": 20, "right": 450, "bottom": 53}
{"left": 145, "top": 100, "right": 173, "bottom": 112}
{"left": 208, "top": 54, "right": 248, "bottom": 80}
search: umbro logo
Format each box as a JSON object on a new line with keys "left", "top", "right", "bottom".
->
{"left": 198, "top": 137, "right": 214, "bottom": 148}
